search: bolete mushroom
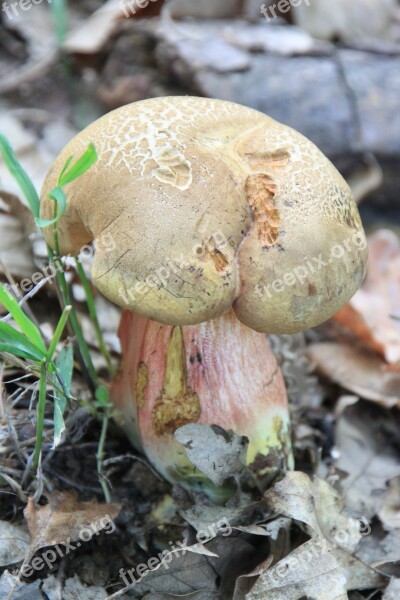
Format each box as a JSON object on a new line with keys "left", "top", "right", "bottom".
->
{"left": 40, "top": 97, "right": 367, "bottom": 499}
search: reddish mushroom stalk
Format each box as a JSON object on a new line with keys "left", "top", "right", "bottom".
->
{"left": 111, "top": 309, "right": 292, "bottom": 499}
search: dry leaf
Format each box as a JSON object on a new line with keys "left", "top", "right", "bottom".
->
{"left": 233, "top": 557, "right": 274, "bottom": 600}
{"left": 331, "top": 230, "right": 400, "bottom": 365}
{"left": 306, "top": 343, "right": 400, "bottom": 408}
{"left": 109, "top": 549, "right": 220, "bottom": 599}
{"left": 246, "top": 472, "right": 387, "bottom": 600}
{"left": 24, "top": 490, "right": 120, "bottom": 554}
{"left": 64, "top": 0, "right": 125, "bottom": 55}
{"left": 175, "top": 424, "right": 247, "bottom": 486}
{"left": 334, "top": 400, "right": 400, "bottom": 518}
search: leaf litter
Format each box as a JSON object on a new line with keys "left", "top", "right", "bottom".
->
{"left": 1, "top": 4, "right": 400, "bottom": 598}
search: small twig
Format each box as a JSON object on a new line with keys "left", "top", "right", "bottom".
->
{"left": 0, "top": 471, "right": 27, "bottom": 502}
{"left": 0, "top": 258, "right": 43, "bottom": 331}
{"left": 32, "top": 360, "right": 47, "bottom": 470}
{"left": 0, "top": 278, "right": 50, "bottom": 323}
{"left": 96, "top": 407, "right": 112, "bottom": 502}
{"left": 75, "top": 258, "right": 116, "bottom": 378}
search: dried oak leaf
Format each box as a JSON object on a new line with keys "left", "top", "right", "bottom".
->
{"left": 24, "top": 490, "right": 120, "bottom": 553}
{"left": 246, "top": 472, "right": 387, "bottom": 600}
{"left": 306, "top": 342, "right": 400, "bottom": 408}
{"left": 331, "top": 230, "right": 400, "bottom": 366}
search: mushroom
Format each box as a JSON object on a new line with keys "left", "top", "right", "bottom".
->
{"left": 40, "top": 96, "right": 367, "bottom": 499}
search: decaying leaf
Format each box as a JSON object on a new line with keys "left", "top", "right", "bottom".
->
{"left": 246, "top": 472, "right": 387, "bottom": 600}
{"left": 108, "top": 550, "right": 220, "bottom": 599}
{"left": 331, "top": 230, "right": 400, "bottom": 365}
{"left": 0, "top": 520, "right": 30, "bottom": 566}
{"left": 306, "top": 343, "right": 400, "bottom": 408}
{"left": 233, "top": 557, "right": 274, "bottom": 600}
{"left": 180, "top": 502, "right": 259, "bottom": 534}
{"left": 175, "top": 424, "right": 248, "bottom": 486}
{"left": 24, "top": 490, "right": 120, "bottom": 554}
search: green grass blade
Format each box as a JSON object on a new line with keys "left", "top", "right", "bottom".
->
{"left": 95, "top": 385, "right": 111, "bottom": 408}
{"left": 46, "top": 305, "right": 71, "bottom": 361}
{"left": 56, "top": 344, "right": 73, "bottom": 393}
{"left": 58, "top": 143, "right": 97, "bottom": 187}
{"left": 33, "top": 360, "right": 47, "bottom": 470}
{"left": 0, "top": 322, "right": 47, "bottom": 362}
{"left": 58, "top": 155, "right": 73, "bottom": 182}
{"left": 0, "top": 134, "right": 40, "bottom": 218}
{"left": 51, "top": 0, "right": 68, "bottom": 47}
{"left": 53, "top": 344, "right": 73, "bottom": 448}
{"left": 0, "top": 285, "right": 46, "bottom": 353}
{"left": 35, "top": 187, "right": 67, "bottom": 228}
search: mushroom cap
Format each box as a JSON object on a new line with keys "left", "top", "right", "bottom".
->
{"left": 40, "top": 96, "right": 367, "bottom": 333}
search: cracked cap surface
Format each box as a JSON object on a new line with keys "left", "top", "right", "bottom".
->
{"left": 40, "top": 96, "right": 367, "bottom": 332}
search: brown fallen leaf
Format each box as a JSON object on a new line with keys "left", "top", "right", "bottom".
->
{"left": 246, "top": 472, "right": 387, "bottom": 600}
{"left": 24, "top": 490, "right": 120, "bottom": 554}
{"left": 233, "top": 557, "right": 273, "bottom": 600}
{"left": 331, "top": 230, "right": 400, "bottom": 365}
{"left": 306, "top": 343, "right": 400, "bottom": 408}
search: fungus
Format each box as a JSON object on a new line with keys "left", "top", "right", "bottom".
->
{"left": 40, "top": 97, "right": 367, "bottom": 499}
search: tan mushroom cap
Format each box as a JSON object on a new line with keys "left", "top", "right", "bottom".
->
{"left": 40, "top": 96, "right": 367, "bottom": 333}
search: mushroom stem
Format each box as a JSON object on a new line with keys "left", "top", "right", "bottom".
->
{"left": 111, "top": 309, "right": 293, "bottom": 501}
